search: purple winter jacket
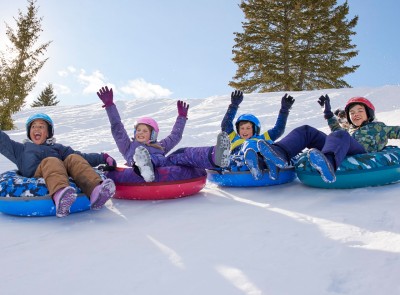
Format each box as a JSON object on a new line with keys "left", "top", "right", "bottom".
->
{"left": 105, "top": 104, "right": 187, "bottom": 167}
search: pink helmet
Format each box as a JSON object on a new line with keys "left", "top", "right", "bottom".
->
{"left": 134, "top": 117, "right": 159, "bottom": 142}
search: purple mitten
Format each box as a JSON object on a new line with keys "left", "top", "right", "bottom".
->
{"left": 97, "top": 86, "right": 114, "bottom": 108}
{"left": 177, "top": 100, "right": 189, "bottom": 118}
{"left": 103, "top": 153, "right": 117, "bottom": 170}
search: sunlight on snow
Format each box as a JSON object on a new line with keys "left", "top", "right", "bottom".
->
{"left": 211, "top": 187, "right": 271, "bottom": 208}
{"left": 147, "top": 235, "right": 185, "bottom": 269}
{"left": 103, "top": 201, "right": 128, "bottom": 220}
{"left": 216, "top": 265, "right": 262, "bottom": 295}
{"left": 267, "top": 208, "right": 400, "bottom": 254}
{"left": 216, "top": 188, "right": 400, "bottom": 254}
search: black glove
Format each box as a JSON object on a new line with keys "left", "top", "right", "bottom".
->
{"left": 281, "top": 93, "right": 295, "bottom": 111}
{"left": 317, "top": 95, "right": 334, "bottom": 119}
{"left": 231, "top": 90, "right": 243, "bottom": 106}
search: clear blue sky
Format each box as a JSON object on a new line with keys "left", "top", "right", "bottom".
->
{"left": 1, "top": 0, "right": 400, "bottom": 106}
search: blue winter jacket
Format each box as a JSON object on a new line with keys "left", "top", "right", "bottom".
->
{"left": 105, "top": 104, "right": 186, "bottom": 167}
{"left": 0, "top": 130, "right": 106, "bottom": 178}
{"left": 221, "top": 103, "right": 289, "bottom": 154}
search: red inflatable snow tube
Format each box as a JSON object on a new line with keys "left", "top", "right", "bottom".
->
{"left": 114, "top": 176, "right": 207, "bottom": 200}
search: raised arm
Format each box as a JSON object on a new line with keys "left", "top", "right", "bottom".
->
{"left": 0, "top": 130, "right": 24, "bottom": 166}
{"left": 267, "top": 94, "right": 294, "bottom": 141}
{"left": 221, "top": 90, "right": 243, "bottom": 134}
{"left": 97, "top": 86, "right": 132, "bottom": 158}
{"left": 159, "top": 100, "right": 189, "bottom": 154}
{"left": 317, "top": 94, "right": 342, "bottom": 131}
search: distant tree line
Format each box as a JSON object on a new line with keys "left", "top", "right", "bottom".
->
{"left": 1, "top": 0, "right": 360, "bottom": 130}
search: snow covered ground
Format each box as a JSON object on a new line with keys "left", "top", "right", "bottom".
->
{"left": 1, "top": 86, "right": 400, "bottom": 295}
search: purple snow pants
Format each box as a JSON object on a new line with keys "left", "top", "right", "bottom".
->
{"left": 105, "top": 146, "right": 214, "bottom": 183}
{"left": 166, "top": 146, "right": 216, "bottom": 169}
{"left": 106, "top": 165, "right": 206, "bottom": 183}
{"left": 275, "top": 125, "right": 366, "bottom": 169}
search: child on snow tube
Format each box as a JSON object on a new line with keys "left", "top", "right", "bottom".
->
{"left": 220, "top": 90, "right": 295, "bottom": 180}
{"left": 97, "top": 86, "right": 231, "bottom": 183}
{"left": 252, "top": 95, "right": 400, "bottom": 184}
{"left": 0, "top": 113, "right": 117, "bottom": 217}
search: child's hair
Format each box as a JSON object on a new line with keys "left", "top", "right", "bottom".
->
{"left": 334, "top": 108, "right": 349, "bottom": 128}
{"left": 334, "top": 108, "right": 346, "bottom": 119}
{"left": 145, "top": 142, "right": 164, "bottom": 150}
{"left": 235, "top": 114, "right": 261, "bottom": 135}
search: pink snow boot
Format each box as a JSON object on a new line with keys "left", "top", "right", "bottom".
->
{"left": 90, "top": 178, "right": 116, "bottom": 210}
{"left": 53, "top": 186, "right": 77, "bottom": 218}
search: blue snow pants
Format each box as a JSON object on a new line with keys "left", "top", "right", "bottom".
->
{"left": 275, "top": 125, "right": 366, "bottom": 169}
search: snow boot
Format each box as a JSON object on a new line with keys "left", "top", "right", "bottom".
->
{"left": 134, "top": 146, "right": 155, "bottom": 182}
{"left": 307, "top": 148, "right": 336, "bottom": 183}
{"left": 257, "top": 140, "right": 288, "bottom": 168}
{"left": 213, "top": 131, "right": 231, "bottom": 168}
{"left": 90, "top": 178, "right": 116, "bottom": 210}
{"left": 53, "top": 186, "right": 77, "bottom": 218}
{"left": 244, "top": 148, "right": 263, "bottom": 180}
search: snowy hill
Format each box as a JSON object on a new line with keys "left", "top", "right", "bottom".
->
{"left": 1, "top": 86, "right": 400, "bottom": 295}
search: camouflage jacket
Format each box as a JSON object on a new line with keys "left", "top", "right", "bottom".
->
{"left": 327, "top": 117, "right": 400, "bottom": 153}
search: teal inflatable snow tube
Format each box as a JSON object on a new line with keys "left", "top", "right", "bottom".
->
{"left": 295, "top": 146, "right": 400, "bottom": 189}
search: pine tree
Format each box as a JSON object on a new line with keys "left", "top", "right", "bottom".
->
{"left": 31, "top": 83, "right": 59, "bottom": 107}
{"left": 0, "top": 0, "right": 51, "bottom": 130}
{"left": 230, "top": 0, "right": 359, "bottom": 92}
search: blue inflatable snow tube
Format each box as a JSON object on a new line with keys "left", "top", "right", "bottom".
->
{"left": 207, "top": 166, "right": 296, "bottom": 187}
{"left": 295, "top": 146, "right": 400, "bottom": 189}
{"left": 0, "top": 170, "right": 97, "bottom": 217}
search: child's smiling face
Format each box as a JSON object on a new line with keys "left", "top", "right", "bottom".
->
{"left": 238, "top": 122, "right": 254, "bottom": 139}
{"left": 29, "top": 119, "right": 49, "bottom": 144}
{"left": 349, "top": 104, "right": 368, "bottom": 127}
{"left": 135, "top": 124, "right": 152, "bottom": 143}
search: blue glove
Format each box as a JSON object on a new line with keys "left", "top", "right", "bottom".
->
{"left": 177, "top": 100, "right": 189, "bottom": 118}
{"left": 317, "top": 95, "right": 334, "bottom": 119}
{"left": 281, "top": 93, "right": 295, "bottom": 111}
{"left": 231, "top": 90, "right": 243, "bottom": 106}
{"left": 97, "top": 86, "right": 114, "bottom": 108}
